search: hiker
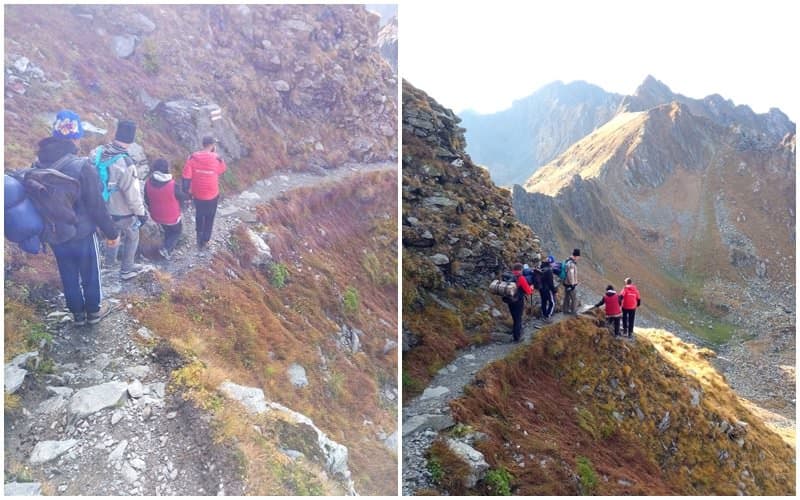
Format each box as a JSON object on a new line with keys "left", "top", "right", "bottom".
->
{"left": 539, "top": 256, "right": 557, "bottom": 321}
{"left": 562, "top": 248, "right": 580, "bottom": 314}
{"left": 182, "top": 136, "right": 227, "bottom": 252}
{"left": 507, "top": 262, "right": 534, "bottom": 343}
{"left": 91, "top": 119, "right": 148, "bottom": 280}
{"left": 593, "top": 285, "right": 623, "bottom": 338}
{"left": 620, "top": 277, "right": 641, "bottom": 338}
{"left": 35, "top": 110, "right": 120, "bottom": 325}
{"left": 144, "top": 158, "right": 189, "bottom": 259}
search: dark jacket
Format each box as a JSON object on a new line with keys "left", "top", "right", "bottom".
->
{"left": 539, "top": 261, "right": 556, "bottom": 293}
{"left": 35, "top": 137, "right": 118, "bottom": 240}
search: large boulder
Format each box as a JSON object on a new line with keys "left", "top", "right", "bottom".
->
{"left": 156, "top": 99, "right": 243, "bottom": 161}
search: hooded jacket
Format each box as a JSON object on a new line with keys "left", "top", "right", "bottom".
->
{"left": 91, "top": 143, "right": 146, "bottom": 218}
{"left": 35, "top": 137, "right": 118, "bottom": 240}
{"left": 594, "top": 288, "right": 622, "bottom": 317}
{"left": 621, "top": 284, "right": 641, "bottom": 310}
{"left": 144, "top": 171, "right": 188, "bottom": 225}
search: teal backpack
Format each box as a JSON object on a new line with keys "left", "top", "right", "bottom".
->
{"left": 93, "top": 147, "right": 126, "bottom": 202}
{"left": 559, "top": 258, "right": 570, "bottom": 281}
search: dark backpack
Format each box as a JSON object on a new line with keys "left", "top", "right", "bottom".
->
{"left": 551, "top": 260, "right": 563, "bottom": 278}
{"left": 522, "top": 267, "right": 541, "bottom": 290}
{"left": 15, "top": 160, "right": 81, "bottom": 248}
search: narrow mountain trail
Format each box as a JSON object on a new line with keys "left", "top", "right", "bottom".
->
{"left": 401, "top": 306, "right": 596, "bottom": 495}
{"left": 3, "top": 162, "right": 394, "bottom": 496}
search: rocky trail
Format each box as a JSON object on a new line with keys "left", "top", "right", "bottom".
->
{"left": 401, "top": 304, "right": 598, "bottom": 495}
{"left": 4, "top": 162, "right": 394, "bottom": 496}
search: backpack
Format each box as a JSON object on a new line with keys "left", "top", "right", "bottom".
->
{"left": 490, "top": 271, "right": 521, "bottom": 303}
{"left": 551, "top": 260, "right": 562, "bottom": 278}
{"left": 523, "top": 267, "right": 542, "bottom": 290}
{"left": 93, "top": 147, "right": 126, "bottom": 202}
{"left": 559, "top": 259, "right": 570, "bottom": 281}
{"left": 11, "top": 161, "right": 81, "bottom": 250}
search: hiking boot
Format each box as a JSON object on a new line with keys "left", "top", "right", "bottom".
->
{"left": 120, "top": 264, "right": 146, "bottom": 280}
{"left": 87, "top": 304, "right": 112, "bottom": 325}
{"left": 158, "top": 248, "right": 171, "bottom": 260}
{"left": 73, "top": 312, "right": 86, "bottom": 326}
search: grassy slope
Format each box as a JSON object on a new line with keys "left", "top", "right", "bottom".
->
{"left": 435, "top": 313, "right": 795, "bottom": 495}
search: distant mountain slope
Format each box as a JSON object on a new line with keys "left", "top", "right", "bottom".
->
{"left": 461, "top": 80, "right": 622, "bottom": 186}
{"left": 515, "top": 101, "right": 795, "bottom": 341}
{"left": 402, "top": 80, "right": 540, "bottom": 400}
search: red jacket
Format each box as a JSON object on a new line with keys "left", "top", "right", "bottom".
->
{"left": 145, "top": 177, "right": 181, "bottom": 225}
{"left": 182, "top": 150, "right": 227, "bottom": 200}
{"left": 595, "top": 290, "right": 622, "bottom": 317}
{"left": 514, "top": 270, "right": 534, "bottom": 295}
{"left": 621, "top": 284, "right": 640, "bottom": 310}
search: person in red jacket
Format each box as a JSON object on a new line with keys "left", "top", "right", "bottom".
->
{"left": 508, "top": 262, "right": 534, "bottom": 343}
{"left": 620, "top": 277, "right": 641, "bottom": 338}
{"left": 593, "top": 285, "right": 623, "bottom": 338}
{"left": 182, "top": 136, "right": 227, "bottom": 252}
{"left": 145, "top": 158, "right": 189, "bottom": 259}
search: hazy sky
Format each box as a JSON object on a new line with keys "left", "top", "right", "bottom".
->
{"left": 401, "top": 0, "right": 798, "bottom": 122}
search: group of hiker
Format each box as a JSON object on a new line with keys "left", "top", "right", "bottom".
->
{"left": 5, "top": 109, "right": 227, "bottom": 326}
{"left": 502, "top": 248, "right": 641, "bottom": 342}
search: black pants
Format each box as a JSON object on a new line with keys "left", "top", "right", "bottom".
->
{"left": 608, "top": 316, "right": 621, "bottom": 337}
{"left": 540, "top": 289, "right": 554, "bottom": 318}
{"left": 193, "top": 196, "right": 219, "bottom": 246}
{"left": 161, "top": 220, "right": 182, "bottom": 252}
{"left": 508, "top": 299, "right": 525, "bottom": 342}
{"left": 622, "top": 308, "right": 636, "bottom": 335}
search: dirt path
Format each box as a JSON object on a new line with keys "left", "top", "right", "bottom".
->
{"left": 3, "top": 162, "right": 394, "bottom": 495}
{"left": 401, "top": 307, "right": 592, "bottom": 495}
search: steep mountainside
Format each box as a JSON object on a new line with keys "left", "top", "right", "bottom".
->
{"left": 461, "top": 80, "right": 622, "bottom": 186}
{"left": 514, "top": 95, "right": 796, "bottom": 425}
{"left": 402, "top": 81, "right": 540, "bottom": 400}
{"left": 431, "top": 314, "right": 795, "bottom": 495}
{"left": 517, "top": 101, "right": 795, "bottom": 335}
{"left": 4, "top": 4, "right": 396, "bottom": 181}
{"left": 4, "top": 4, "right": 397, "bottom": 496}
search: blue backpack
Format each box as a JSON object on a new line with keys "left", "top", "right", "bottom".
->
{"left": 93, "top": 147, "right": 127, "bottom": 201}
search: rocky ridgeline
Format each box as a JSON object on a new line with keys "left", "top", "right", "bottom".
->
{"left": 402, "top": 81, "right": 540, "bottom": 291}
{"left": 620, "top": 75, "right": 794, "bottom": 147}
{"left": 4, "top": 4, "right": 396, "bottom": 175}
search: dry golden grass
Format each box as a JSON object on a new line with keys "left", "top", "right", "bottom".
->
{"left": 446, "top": 314, "right": 795, "bottom": 495}
{"left": 137, "top": 172, "right": 397, "bottom": 495}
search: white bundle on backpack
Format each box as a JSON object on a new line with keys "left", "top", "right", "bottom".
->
{"left": 489, "top": 279, "right": 518, "bottom": 298}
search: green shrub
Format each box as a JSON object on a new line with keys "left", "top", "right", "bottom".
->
{"left": 343, "top": 286, "right": 359, "bottom": 317}
{"left": 269, "top": 262, "right": 289, "bottom": 289}
{"left": 427, "top": 456, "right": 444, "bottom": 484}
{"left": 485, "top": 466, "right": 513, "bottom": 495}
{"left": 576, "top": 456, "right": 597, "bottom": 494}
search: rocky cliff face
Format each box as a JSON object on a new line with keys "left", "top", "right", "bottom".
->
{"left": 4, "top": 4, "right": 396, "bottom": 185}
{"left": 461, "top": 80, "right": 623, "bottom": 186}
{"left": 402, "top": 80, "right": 540, "bottom": 399}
